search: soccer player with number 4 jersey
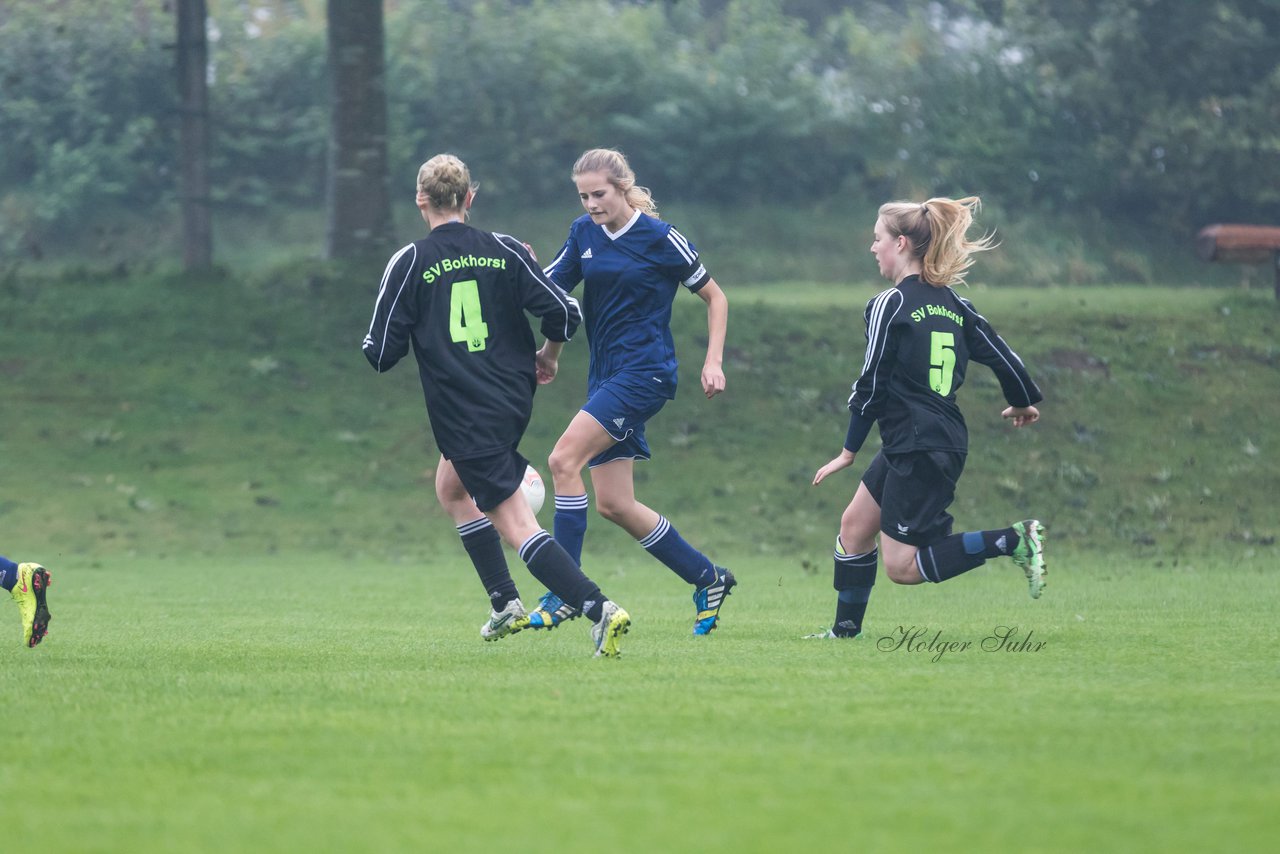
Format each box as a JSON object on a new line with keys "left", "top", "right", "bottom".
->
{"left": 521, "top": 148, "right": 736, "bottom": 637}
{"left": 809, "top": 196, "right": 1046, "bottom": 640}
{"left": 363, "top": 154, "right": 629, "bottom": 658}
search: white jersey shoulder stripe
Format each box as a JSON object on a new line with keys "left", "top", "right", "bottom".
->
{"left": 668, "top": 227, "right": 694, "bottom": 253}
{"left": 493, "top": 232, "right": 581, "bottom": 341}
{"left": 543, "top": 244, "right": 571, "bottom": 279}
{"left": 957, "top": 295, "right": 1034, "bottom": 399}
{"left": 849, "top": 287, "right": 903, "bottom": 411}
{"left": 364, "top": 242, "right": 417, "bottom": 370}
{"left": 666, "top": 228, "right": 696, "bottom": 265}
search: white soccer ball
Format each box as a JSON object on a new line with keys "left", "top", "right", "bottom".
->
{"left": 520, "top": 464, "right": 546, "bottom": 514}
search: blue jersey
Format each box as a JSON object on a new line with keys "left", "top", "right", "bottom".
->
{"left": 543, "top": 210, "right": 711, "bottom": 394}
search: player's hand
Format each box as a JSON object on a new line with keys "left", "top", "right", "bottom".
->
{"left": 1002, "top": 405, "right": 1040, "bottom": 427}
{"left": 701, "top": 364, "right": 726, "bottom": 398}
{"left": 523, "top": 242, "right": 539, "bottom": 262}
{"left": 813, "top": 450, "right": 856, "bottom": 485}
{"left": 535, "top": 345, "right": 559, "bottom": 385}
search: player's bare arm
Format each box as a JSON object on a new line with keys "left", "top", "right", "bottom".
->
{"left": 813, "top": 449, "right": 857, "bottom": 486}
{"left": 696, "top": 278, "right": 728, "bottom": 398}
{"left": 536, "top": 340, "right": 564, "bottom": 385}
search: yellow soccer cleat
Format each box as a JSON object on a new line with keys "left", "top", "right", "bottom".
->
{"left": 11, "top": 562, "right": 52, "bottom": 648}
{"left": 591, "top": 601, "right": 630, "bottom": 658}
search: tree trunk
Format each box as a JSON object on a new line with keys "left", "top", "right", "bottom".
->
{"left": 176, "top": 0, "right": 212, "bottom": 270}
{"left": 325, "top": 0, "right": 392, "bottom": 260}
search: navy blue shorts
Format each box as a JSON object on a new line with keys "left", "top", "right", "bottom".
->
{"left": 861, "top": 449, "right": 966, "bottom": 546}
{"left": 582, "top": 373, "right": 671, "bottom": 467}
{"left": 450, "top": 448, "right": 530, "bottom": 513}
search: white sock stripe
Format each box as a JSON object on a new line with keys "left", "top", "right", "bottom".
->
{"left": 518, "top": 530, "right": 553, "bottom": 562}
{"left": 834, "top": 544, "right": 877, "bottom": 564}
{"left": 554, "top": 494, "right": 590, "bottom": 510}
{"left": 916, "top": 550, "right": 936, "bottom": 583}
{"left": 639, "top": 516, "right": 672, "bottom": 549}
{"left": 457, "top": 518, "right": 493, "bottom": 536}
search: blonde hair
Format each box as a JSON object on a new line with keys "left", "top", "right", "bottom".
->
{"left": 878, "top": 196, "right": 997, "bottom": 286}
{"left": 572, "top": 148, "right": 659, "bottom": 218}
{"left": 416, "top": 154, "right": 477, "bottom": 213}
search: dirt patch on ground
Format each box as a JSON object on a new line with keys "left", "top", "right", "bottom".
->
{"left": 1041, "top": 348, "right": 1110, "bottom": 377}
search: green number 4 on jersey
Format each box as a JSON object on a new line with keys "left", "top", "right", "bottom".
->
{"left": 450, "top": 279, "right": 489, "bottom": 352}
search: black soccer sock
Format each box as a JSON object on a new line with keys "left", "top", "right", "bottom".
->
{"left": 835, "top": 589, "right": 869, "bottom": 637}
{"left": 458, "top": 518, "right": 518, "bottom": 610}
{"left": 518, "top": 530, "right": 605, "bottom": 622}
{"left": 915, "top": 533, "right": 990, "bottom": 583}
{"left": 833, "top": 539, "right": 877, "bottom": 636}
{"left": 972, "top": 528, "right": 1020, "bottom": 558}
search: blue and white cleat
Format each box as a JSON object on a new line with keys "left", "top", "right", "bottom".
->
{"left": 692, "top": 567, "right": 736, "bottom": 636}
{"left": 519, "top": 591, "right": 581, "bottom": 630}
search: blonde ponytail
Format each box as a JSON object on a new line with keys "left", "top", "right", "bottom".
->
{"left": 878, "top": 196, "right": 996, "bottom": 286}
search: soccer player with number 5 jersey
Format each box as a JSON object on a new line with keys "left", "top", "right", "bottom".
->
{"left": 809, "top": 196, "right": 1047, "bottom": 639}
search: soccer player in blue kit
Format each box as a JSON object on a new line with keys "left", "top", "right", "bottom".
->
{"left": 363, "top": 154, "right": 630, "bottom": 657}
{"left": 1, "top": 555, "right": 52, "bottom": 647}
{"left": 520, "top": 148, "right": 735, "bottom": 637}
{"left": 809, "top": 196, "right": 1047, "bottom": 639}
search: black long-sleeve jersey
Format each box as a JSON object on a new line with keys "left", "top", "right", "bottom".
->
{"left": 848, "top": 274, "right": 1042, "bottom": 454}
{"left": 362, "top": 222, "right": 582, "bottom": 461}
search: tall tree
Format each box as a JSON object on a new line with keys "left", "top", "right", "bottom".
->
{"left": 325, "top": 0, "right": 392, "bottom": 259}
{"left": 176, "top": 0, "right": 212, "bottom": 269}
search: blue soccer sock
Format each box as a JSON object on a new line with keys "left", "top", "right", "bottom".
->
{"left": 0, "top": 556, "right": 17, "bottom": 592}
{"left": 639, "top": 516, "right": 716, "bottom": 587}
{"left": 553, "top": 493, "right": 589, "bottom": 566}
{"left": 457, "top": 518, "right": 518, "bottom": 610}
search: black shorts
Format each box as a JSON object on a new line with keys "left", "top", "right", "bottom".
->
{"left": 450, "top": 448, "right": 530, "bottom": 513}
{"left": 861, "top": 449, "right": 966, "bottom": 547}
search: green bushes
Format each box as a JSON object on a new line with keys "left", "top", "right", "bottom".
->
{"left": 0, "top": 0, "right": 174, "bottom": 251}
{"left": 2, "top": 0, "right": 1276, "bottom": 265}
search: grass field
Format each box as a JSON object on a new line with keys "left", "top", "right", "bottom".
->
{"left": 2, "top": 267, "right": 1278, "bottom": 850}
{"left": 4, "top": 552, "right": 1277, "bottom": 851}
